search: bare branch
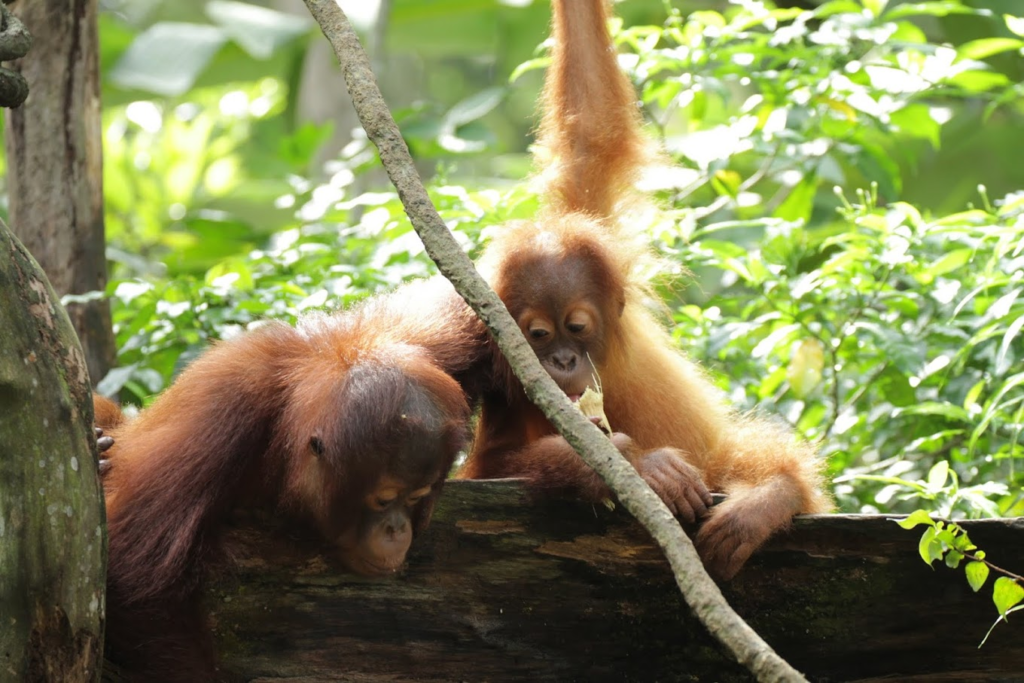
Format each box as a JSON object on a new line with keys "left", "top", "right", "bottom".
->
{"left": 300, "top": 2, "right": 807, "bottom": 680}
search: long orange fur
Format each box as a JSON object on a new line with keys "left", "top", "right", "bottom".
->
{"left": 458, "top": 0, "right": 830, "bottom": 580}
{"left": 99, "top": 279, "right": 483, "bottom": 681}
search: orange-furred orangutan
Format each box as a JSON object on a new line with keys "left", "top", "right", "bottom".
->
{"left": 97, "top": 281, "right": 484, "bottom": 682}
{"left": 457, "top": 0, "right": 831, "bottom": 580}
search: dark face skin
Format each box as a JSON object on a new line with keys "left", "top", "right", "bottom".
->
{"left": 337, "top": 473, "right": 439, "bottom": 577}
{"left": 519, "top": 301, "right": 603, "bottom": 399}
{"left": 504, "top": 251, "right": 617, "bottom": 400}
{"left": 312, "top": 382, "right": 455, "bottom": 577}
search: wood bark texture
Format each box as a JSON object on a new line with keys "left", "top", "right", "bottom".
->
{"left": 3, "top": 0, "right": 114, "bottom": 386}
{"left": 0, "top": 220, "right": 106, "bottom": 682}
{"left": 101, "top": 479, "right": 1023, "bottom": 682}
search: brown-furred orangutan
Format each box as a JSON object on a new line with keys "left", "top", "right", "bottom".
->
{"left": 97, "top": 279, "right": 485, "bottom": 682}
{"left": 457, "top": 0, "right": 831, "bottom": 580}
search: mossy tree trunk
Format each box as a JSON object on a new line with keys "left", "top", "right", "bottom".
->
{"left": 0, "top": 221, "right": 106, "bottom": 682}
{"left": 2, "top": 0, "right": 114, "bottom": 386}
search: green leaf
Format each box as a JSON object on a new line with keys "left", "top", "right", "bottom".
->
{"left": 930, "top": 209, "right": 990, "bottom": 226}
{"left": 787, "top": 338, "right": 825, "bottom": 398}
{"left": 711, "top": 170, "right": 742, "bottom": 198}
{"left": 969, "top": 373, "right": 1024, "bottom": 455}
{"left": 993, "top": 577, "right": 1024, "bottom": 617}
{"left": 935, "top": 527, "right": 958, "bottom": 548}
{"left": 768, "top": 8, "right": 806, "bottom": 22}
{"left": 1005, "top": 15, "right": 1024, "bottom": 38}
{"left": 96, "top": 363, "right": 140, "bottom": 397}
{"left": 927, "top": 461, "right": 950, "bottom": 491}
{"left": 774, "top": 175, "right": 818, "bottom": 223}
{"left": 862, "top": 0, "right": 888, "bottom": 17}
{"left": 995, "top": 314, "right": 1024, "bottom": 377}
{"left": 946, "top": 69, "right": 1011, "bottom": 93}
{"left": 509, "top": 57, "right": 549, "bottom": 84}
{"left": 110, "top": 23, "right": 228, "bottom": 96}
{"left": 893, "top": 402, "right": 971, "bottom": 422}
{"left": 925, "top": 248, "right": 973, "bottom": 278}
{"left": 884, "top": 2, "right": 984, "bottom": 20}
{"left": 751, "top": 323, "right": 801, "bottom": 359}
{"left": 699, "top": 239, "right": 749, "bottom": 260}
{"left": 206, "top": 0, "right": 312, "bottom": 60}
{"left": 964, "top": 380, "right": 986, "bottom": 412}
{"left": 206, "top": 259, "right": 255, "bottom": 291}
{"left": 949, "top": 526, "right": 974, "bottom": 552}
{"left": 966, "top": 562, "right": 990, "bottom": 592}
{"left": 890, "top": 105, "right": 941, "bottom": 149}
{"left": 896, "top": 509, "right": 936, "bottom": 530}
{"left": 688, "top": 10, "right": 727, "bottom": 28}
{"left": 856, "top": 143, "right": 902, "bottom": 200}
{"left": 814, "top": 0, "right": 862, "bottom": 18}
{"left": 436, "top": 87, "right": 506, "bottom": 153}
{"left": 945, "top": 550, "right": 964, "bottom": 568}
{"left": 957, "top": 38, "right": 1024, "bottom": 61}
{"left": 280, "top": 122, "right": 336, "bottom": 167}
{"left": 989, "top": 288, "right": 1022, "bottom": 320}
{"left": 444, "top": 87, "right": 506, "bottom": 128}
{"left": 891, "top": 202, "right": 923, "bottom": 228}
{"left": 918, "top": 526, "right": 944, "bottom": 566}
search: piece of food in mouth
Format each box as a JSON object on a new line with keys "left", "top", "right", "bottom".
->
{"left": 567, "top": 386, "right": 616, "bottom": 510}
{"left": 575, "top": 386, "right": 611, "bottom": 434}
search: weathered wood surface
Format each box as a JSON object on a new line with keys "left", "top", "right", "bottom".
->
{"left": 176, "top": 480, "right": 1024, "bottom": 683}
{"left": 0, "top": 221, "right": 106, "bottom": 682}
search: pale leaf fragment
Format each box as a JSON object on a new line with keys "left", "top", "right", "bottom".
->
{"left": 577, "top": 386, "right": 612, "bottom": 434}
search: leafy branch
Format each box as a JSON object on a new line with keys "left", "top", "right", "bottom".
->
{"left": 897, "top": 507, "right": 1024, "bottom": 646}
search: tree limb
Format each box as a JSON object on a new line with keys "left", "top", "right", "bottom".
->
{"left": 300, "top": 2, "right": 807, "bottom": 680}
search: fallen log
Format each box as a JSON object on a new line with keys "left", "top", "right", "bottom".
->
{"left": 111, "top": 480, "right": 1024, "bottom": 682}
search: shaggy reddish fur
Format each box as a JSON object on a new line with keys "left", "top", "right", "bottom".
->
{"left": 457, "top": 0, "right": 831, "bottom": 580}
{"left": 99, "top": 279, "right": 485, "bottom": 681}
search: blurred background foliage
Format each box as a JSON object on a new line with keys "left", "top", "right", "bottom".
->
{"left": 16, "top": 0, "right": 1023, "bottom": 516}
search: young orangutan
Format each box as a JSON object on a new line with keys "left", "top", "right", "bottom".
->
{"left": 457, "top": 0, "right": 831, "bottom": 580}
{"left": 98, "top": 279, "right": 485, "bottom": 682}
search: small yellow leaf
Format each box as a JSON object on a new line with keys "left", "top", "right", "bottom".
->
{"left": 820, "top": 97, "right": 859, "bottom": 121}
{"left": 788, "top": 338, "right": 825, "bottom": 398}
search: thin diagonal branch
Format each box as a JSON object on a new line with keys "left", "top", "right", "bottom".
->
{"left": 300, "top": 3, "right": 806, "bottom": 680}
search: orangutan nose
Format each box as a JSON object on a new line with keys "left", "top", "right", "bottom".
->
{"left": 551, "top": 350, "right": 577, "bottom": 372}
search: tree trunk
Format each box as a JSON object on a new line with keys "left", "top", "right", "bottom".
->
{"left": 0, "top": 221, "right": 106, "bottom": 682}
{"left": 99, "top": 479, "right": 1024, "bottom": 682}
{"left": 3, "top": 0, "right": 114, "bottom": 387}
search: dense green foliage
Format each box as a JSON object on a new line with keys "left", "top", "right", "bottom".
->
{"left": 87, "top": 0, "right": 1023, "bottom": 517}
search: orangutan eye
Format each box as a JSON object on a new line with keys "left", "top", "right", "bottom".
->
{"left": 372, "top": 494, "right": 398, "bottom": 511}
{"left": 406, "top": 486, "right": 432, "bottom": 506}
{"left": 530, "top": 328, "right": 549, "bottom": 339}
{"left": 567, "top": 322, "right": 586, "bottom": 334}
{"left": 309, "top": 436, "right": 325, "bottom": 457}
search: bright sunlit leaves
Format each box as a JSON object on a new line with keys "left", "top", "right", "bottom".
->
{"left": 993, "top": 578, "right": 1024, "bottom": 618}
